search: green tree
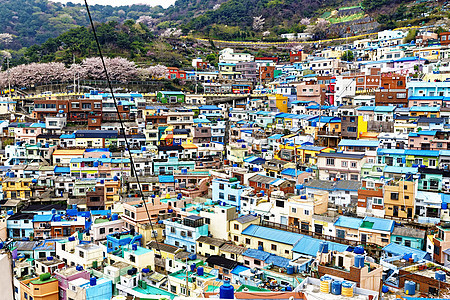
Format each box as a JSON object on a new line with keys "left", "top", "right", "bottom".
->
{"left": 341, "top": 50, "right": 354, "bottom": 62}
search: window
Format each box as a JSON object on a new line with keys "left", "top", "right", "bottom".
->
{"left": 381, "top": 238, "right": 389, "bottom": 243}
{"left": 373, "top": 197, "right": 383, "bottom": 205}
{"left": 245, "top": 238, "right": 250, "bottom": 244}
{"left": 326, "top": 158, "right": 335, "bottom": 166}
{"left": 341, "top": 161, "right": 348, "bottom": 167}
{"left": 351, "top": 162, "right": 357, "bottom": 168}
{"left": 291, "top": 207, "right": 297, "bottom": 213}
{"left": 234, "top": 236, "right": 239, "bottom": 242}
{"left": 271, "top": 244, "right": 277, "bottom": 251}
{"left": 219, "top": 183, "right": 224, "bottom": 190}
{"left": 234, "top": 224, "right": 239, "bottom": 230}
{"left": 210, "top": 245, "right": 215, "bottom": 250}
{"left": 254, "top": 260, "right": 261, "bottom": 266}
{"left": 405, "top": 240, "right": 411, "bottom": 247}
{"left": 304, "top": 210, "right": 309, "bottom": 216}
{"left": 244, "top": 260, "right": 250, "bottom": 265}
{"left": 100, "top": 228, "right": 105, "bottom": 234}
{"left": 79, "top": 251, "right": 84, "bottom": 258}
{"left": 219, "top": 193, "right": 224, "bottom": 199}
{"left": 350, "top": 174, "right": 359, "bottom": 180}
{"left": 391, "top": 192, "right": 399, "bottom": 200}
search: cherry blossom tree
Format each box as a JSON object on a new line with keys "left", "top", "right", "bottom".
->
{"left": 79, "top": 57, "right": 138, "bottom": 82}
{"left": 253, "top": 15, "right": 265, "bottom": 31}
{"left": 136, "top": 16, "right": 156, "bottom": 31}
{"left": 300, "top": 18, "right": 311, "bottom": 26}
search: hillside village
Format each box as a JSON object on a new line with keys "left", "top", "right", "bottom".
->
{"left": 2, "top": 26, "right": 450, "bottom": 300}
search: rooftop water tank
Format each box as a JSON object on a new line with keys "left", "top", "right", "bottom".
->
{"left": 354, "top": 246, "right": 364, "bottom": 254}
{"left": 404, "top": 280, "right": 416, "bottom": 295}
{"left": 319, "top": 241, "right": 328, "bottom": 253}
{"left": 190, "top": 263, "right": 196, "bottom": 272}
{"left": 354, "top": 255, "right": 364, "bottom": 268}
{"left": 142, "top": 268, "right": 150, "bottom": 274}
{"left": 111, "top": 213, "right": 119, "bottom": 221}
{"left": 90, "top": 277, "right": 97, "bottom": 286}
{"left": 132, "top": 244, "right": 138, "bottom": 251}
{"left": 76, "top": 265, "right": 83, "bottom": 271}
{"left": 197, "top": 266, "right": 204, "bottom": 276}
{"left": 331, "top": 280, "right": 342, "bottom": 295}
{"left": 286, "top": 265, "right": 294, "bottom": 275}
{"left": 219, "top": 280, "right": 234, "bottom": 299}
{"left": 436, "top": 270, "right": 446, "bottom": 282}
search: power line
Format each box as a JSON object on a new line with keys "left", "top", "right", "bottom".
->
{"left": 83, "top": 0, "right": 170, "bottom": 286}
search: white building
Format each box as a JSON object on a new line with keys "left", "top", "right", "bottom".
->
{"left": 219, "top": 48, "right": 254, "bottom": 64}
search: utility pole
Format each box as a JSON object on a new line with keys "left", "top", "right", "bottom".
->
{"left": 73, "top": 54, "right": 76, "bottom": 93}
{"left": 7, "top": 56, "right": 11, "bottom": 99}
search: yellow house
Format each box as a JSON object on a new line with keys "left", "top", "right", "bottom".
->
{"left": 147, "top": 240, "right": 178, "bottom": 274}
{"left": 413, "top": 46, "right": 441, "bottom": 61}
{"left": 229, "top": 215, "right": 260, "bottom": 246}
{"left": 268, "top": 94, "right": 288, "bottom": 113}
{"left": 75, "top": 137, "right": 105, "bottom": 148}
{"left": 52, "top": 149, "right": 86, "bottom": 165}
{"left": 383, "top": 180, "right": 415, "bottom": 219}
{"left": 297, "top": 145, "right": 334, "bottom": 165}
{"left": 288, "top": 191, "right": 328, "bottom": 229}
{"left": 196, "top": 236, "right": 226, "bottom": 257}
{"left": 2, "top": 178, "right": 33, "bottom": 200}
{"left": 240, "top": 224, "right": 302, "bottom": 259}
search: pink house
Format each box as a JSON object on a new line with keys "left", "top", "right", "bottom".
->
{"left": 14, "top": 124, "right": 43, "bottom": 145}
{"left": 54, "top": 267, "right": 90, "bottom": 300}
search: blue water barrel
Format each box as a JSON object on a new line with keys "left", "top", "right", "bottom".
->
{"left": 354, "top": 246, "right": 364, "bottom": 254}
{"left": 68, "top": 236, "right": 75, "bottom": 242}
{"left": 258, "top": 245, "right": 263, "bottom": 251}
{"left": 111, "top": 213, "right": 118, "bottom": 221}
{"left": 319, "top": 241, "right": 329, "bottom": 253}
{"left": 32, "top": 179, "right": 38, "bottom": 183}
{"left": 94, "top": 161, "right": 99, "bottom": 167}
{"left": 190, "top": 263, "right": 196, "bottom": 272}
{"left": 219, "top": 280, "right": 234, "bottom": 299}
{"left": 76, "top": 265, "right": 83, "bottom": 271}
{"left": 435, "top": 270, "right": 446, "bottom": 281}
{"left": 442, "top": 202, "right": 448, "bottom": 210}
{"left": 132, "top": 244, "right": 138, "bottom": 251}
{"left": 382, "top": 285, "right": 389, "bottom": 293}
{"left": 354, "top": 255, "right": 364, "bottom": 268}
{"left": 142, "top": 268, "right": 150, "bottom": 274}
{"left": 197, "top": 266, "right": 204, "bottom": 276}
{"left": 286, "top": 265, "right": 294, "bottom": 275}
{"left": 113, "top": 176, "right": 119, "bottom": 181}
{"left": 51, "top": 209, "right": 56, "bottom": 214}
{"left": 90, "top": 277, "right": 97, "bottom": 286}
{"left": 7, "top": 210, "right": 14, "bottom": 216}
{"left": 331, "top": 280, "right": 342, "bottom": 295}
{"left": 404, "top": 281, "right": 416, "bottom": 295}
{"left": 47, "top": 256, "right": 53, "bottom": 261}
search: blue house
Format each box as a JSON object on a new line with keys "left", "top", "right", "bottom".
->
{"left": 7, "top": 213, "right": 35, "bottom": 239}
{"left": 164, "top": 215, "right": 208, "bottom": 253}
{"left": 211, "top": 178, "right": 250, "bottom": 209}
{"left": 382, "top": 242, "right": 431, "bottom": 261}
{"left": 292, "top": 236, "right": 349, "bottom": 258}
{"left": 106, "top": 231, "right": 142, "bottom": 253}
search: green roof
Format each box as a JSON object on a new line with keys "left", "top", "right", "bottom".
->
{"left": 360, "top": 221, "right": 374, "bottom": 229}
{"left": 134, "top": 285, "right": 176, "bottom": 299}
{"left": 236, "top": 285, "right": 271, "bottom": 292}
{"left": 30, "top": 277, "right": 58, "bottom": 285}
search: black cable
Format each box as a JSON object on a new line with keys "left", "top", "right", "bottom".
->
{"left": 83, "top": 0, "right": 164, "bottom": 259}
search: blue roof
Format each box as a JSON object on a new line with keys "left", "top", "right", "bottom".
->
{"left": 33, "top": 215, "right": 54, "bottom": 222}
{"left": 409, "top": 106, "right": 440, "bottom": 112}
{"left": 356, "top": 106, "right": 376, "bottom": 111}
{"left": 361, "top": 216, "right": 395, "bottom": 232}
{"left": 60, "top": 134, "right": 75, "bottom": 139}
{"left": 334, "top": 216, "right": 363, "bottom": 229}
{"left": 299, "top": 145, "right": 326, "bottom": 151}
{"left": 281, "top": 168, "right": 304, "bottom": 177}
{"left": 268, "top": 134, "right": 284, "bottom": 140}
{"left": 377, "top": 149, "right": 406, "bottom": 155}
{"left": 243, "top": 156, "right": 265, "bottom": 164}
{"left": 193, "top": 118, "right": 211, "bottom": 123}
{"left": 241, "top": 224, "right": 302, "bottom": 245}
{"left": 243, "top": 249, "right": 271, "bottom": 261}
{"left": 54, "top": 166, "right": 70, "bottom": 173}
{"left": 408, "top": 96, "right": 444, "bottom": 100}
{"left": 292, "top": 236, "right": 349, "bottom": 256}
{"left": 405, "top": 149, "right": 439, "bottom": 157}
{"left": 374, "top": 106, "right": 396, "bottom": 113}
{"left": 382, "top": 243, "right": 430, "bottom": 260}
{"left": 384, "top": 166, "right": 418, "bottom": 174}
{"left": 409, "top": 130, "right": 437, "bottom": 137}
{"left": 199, "top": 105, "right": 221, "bottom": 110}
{"left": 338, "top": 139, "right": 379, "bottom": 147}
{"left": 231, "top": 265, "right": 250, "bottom": 276}
{"left": 265, "top": 255, "right": 290, "bottom": 268}
{"left": 159, "top": 175, "right": 175, "bottom": 183}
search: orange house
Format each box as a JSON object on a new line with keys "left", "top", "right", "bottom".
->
{"left": 20, "top": 275, "right": 59, "bottom": 300}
